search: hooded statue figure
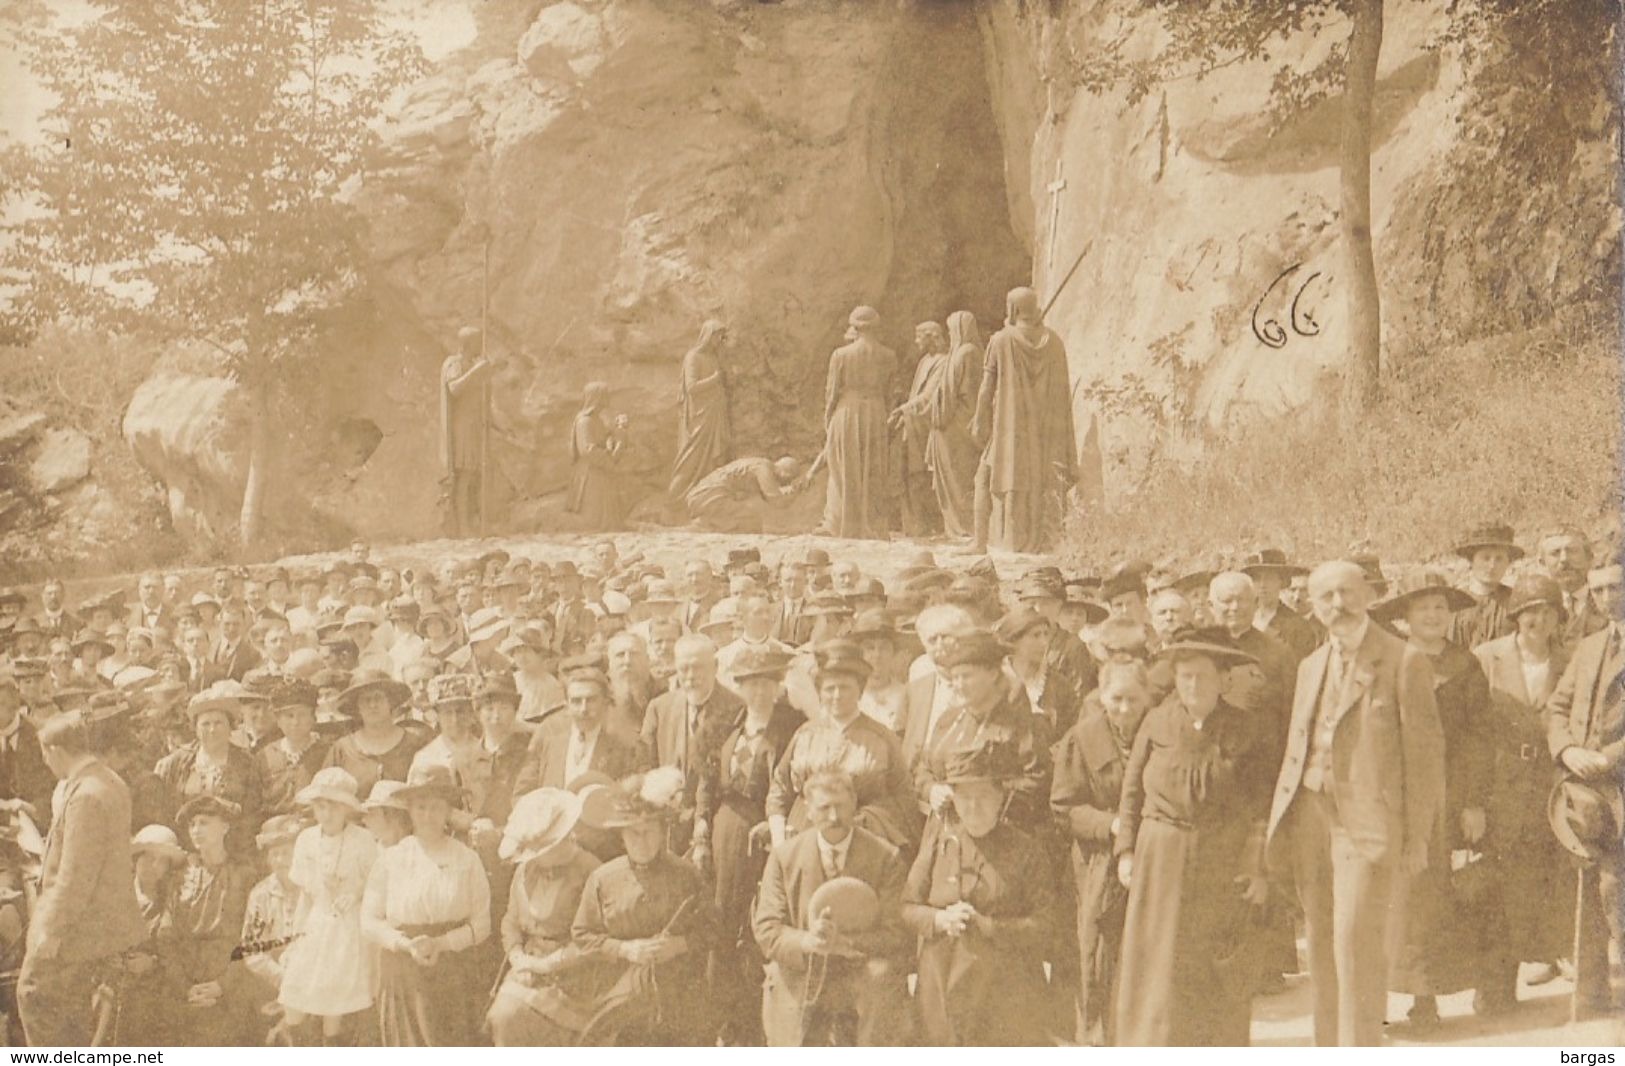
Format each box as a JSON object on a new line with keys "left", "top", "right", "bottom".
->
{"left": 973, "top": 287, "right": 1077, "bottom": 553}
{"left": 669, "top": 319, "right": 732, "bottom": 498}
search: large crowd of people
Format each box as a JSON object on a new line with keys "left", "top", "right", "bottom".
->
{"left": 0, "top": 521, "right": 1618, "bottom": 1046}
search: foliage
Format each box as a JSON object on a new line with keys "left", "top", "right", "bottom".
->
{"left": 1059, "top": 312, "right": 1624, "bottom": 573}
{"left": 0, "top": 0, "right": 424, "bottom": 540}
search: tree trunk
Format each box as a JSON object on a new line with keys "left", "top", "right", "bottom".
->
{"left": 1340, "top": 0, "right": 1384, "bottom": 413}
{"left": 239, "top": 378, "right": 272, "bottom": 548}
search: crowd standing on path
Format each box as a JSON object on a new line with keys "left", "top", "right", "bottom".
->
{"left": 0, "top": 519, "right": 1619, "bottom": 1046}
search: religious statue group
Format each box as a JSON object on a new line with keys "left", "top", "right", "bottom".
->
{"left": 439, "top": 285, "right": 1080, "bottom": 553}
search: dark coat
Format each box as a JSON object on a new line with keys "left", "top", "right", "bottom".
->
{"left": 0, "top": 714, "right": 56, "bottom": 828}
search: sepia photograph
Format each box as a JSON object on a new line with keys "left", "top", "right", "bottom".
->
{"left": 0, "top": 0, "right": 1619, "bottom": 1051}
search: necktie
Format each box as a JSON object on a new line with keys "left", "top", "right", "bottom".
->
{"left": 821, "top": 844, "right": 841, "bottom": 880}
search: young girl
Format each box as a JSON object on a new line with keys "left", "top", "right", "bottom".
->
{"left": 278, "top": 767, "right": 378, "bottom": 1045}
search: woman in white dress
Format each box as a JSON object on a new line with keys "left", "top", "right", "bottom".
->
{"left": 279, "top": 767, "right": 378, "bottom": 1044}
{"left": 362, "top": 763, "right": 492, "bottom": 1046}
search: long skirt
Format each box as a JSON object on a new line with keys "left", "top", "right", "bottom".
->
{"left": 486, "top": 973, "right": 591, "bottom": 1047}
{"left": 1073, "top": 847, "right": 1127, "bottom": 1046}
{"left": 376, "top": 929, "right": 480, "bottom": 1046}
{"left": 1390, "top": 830, "right": 1485, "bottom": 996}
{"left": 915, "top": 935, "right": 1048, "bottom": 1045}
{"left": 1116, "top": 819, "right": 1258, "bottom": 1046}
{"left": 711, "top": 797, "right": 770, "bottom": 1041}
{"left": 926, "top": 425, "right": 976, "bottom": 537}
{"left": 822, "top": 397, "right": 889, "bottom": 539}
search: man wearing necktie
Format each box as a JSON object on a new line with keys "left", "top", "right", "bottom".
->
{"left": 638, "top": 634, "right": 742, "bottom": 856}
{"left": 1545, "top": 562, "right": 1625, "bottom": 1016}
{"left": 1266, "top": 560, "right": 1444, "bottom": 1046}
{"left": 753, "top": 768, "right": 910, "bottom": 1045}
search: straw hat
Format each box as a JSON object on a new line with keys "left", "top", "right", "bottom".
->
{"left": 393, "top": 762, "right": 465, "bottom": 805}
{"left": 188, "top": 679, "right": 266, "bottom": 721}
{"left": 337, "top": 668, "right": 410, "bottom": 715}
{"left": 500, "top": 788, "right": 585, "bottom": 866}
{"left": 131, "top": 824, "right": 187, "bottom": 864}
{"left": 255, "top": 813, "right": 306, "bottom": 851}
{"left": 363, "top": 779, "right": 409, "bottom": 813}
{"left": 294, "top": 766, "right": 363, "bottom": 812}
{"left": 581, "top": 768, "right": 684, "bottom": 830}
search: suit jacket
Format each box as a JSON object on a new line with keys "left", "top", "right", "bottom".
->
{"left": 639, "top": 684, "right": 744, "bottom": 785}
{"left": 1260, "top": 607, "right": 1323, "bottom": 663}
{"left": 210, "top": 637, "right": 262, "bottom": 682}
{"left": 126, "top": 603, "right": 176, "bottom": 635}
{"left": 900, "top": 668, "right": 1034, "bottom": 771}
{"left": 28, "top": 759, "right": 146, "bottom": 963}
{"left": 38, "top": 610, "right": 81, "bottom": 641}
{"left": 752, "top": 825, "right": 909, "bottom": 974}
{"left": 0, "top": 715, "right": 56, "bottom": 827}
{"left": 770, "top": 598, "right": 815, "bottom": 647}
{"left": 514, "top": 715, "right": 640, "bottom": 798}
{"left": 1546, "top": 623, "right": 1624, "bottom": 770}
{"left": 1267, "top": 620, "right": 1444, "bottom": 870}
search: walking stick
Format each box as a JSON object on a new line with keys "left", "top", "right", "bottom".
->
{"left": 1570, "top": 865, "right": 1586, "bottom": 1025}
{"left": 479, "top": 235, "right": 491, "bottom": 539}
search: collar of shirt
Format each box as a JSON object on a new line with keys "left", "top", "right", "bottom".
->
{"left": 571, "top": 723, "right": 602, "bottom": 750}
{"left": 1253, "top": 603, "right": 1278, "bottom": 630}
{"left": 685, "top": 685, "right": 716, "bottom": 713}
{"left": 816, "top": 828, "right": 853, "bottom": 872}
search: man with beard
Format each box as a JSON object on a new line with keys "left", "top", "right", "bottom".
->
{"left": 604, "top": 631, "right": 661, "bottom": 744}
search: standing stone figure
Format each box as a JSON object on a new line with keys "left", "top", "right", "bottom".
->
{"left": 566, "top": 381, "right": 626, "bottom": 530}
{"left": 927, "top": 310, "right": 983, "bottom": 538}
{"left": 439, "top": 325, "right": 493, "bottom": 537}
{"left": 888, "top": 321, "right": 949, "bottom": 537}
{"left": 820, "top": 306, "right": 896, "bottom": 539}
{"left": 669, "top": 318, "right": 732, "bottom": 498}
{"left": 971, "top": 287, "right": 1076, "bottom": 553}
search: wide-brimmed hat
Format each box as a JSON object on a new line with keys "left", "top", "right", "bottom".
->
{"left": 131, "top": 824, "right": 188, "bottom": 864}
{"left": 1548, "top": 776, "right": 1624, "bottom": 864}
{"left": 1372, "top": 570, "right": 1476, "bottom": 622}
{"left": 71, "top": 631, "right": 115, "bottom": 657}
{"left": 1016, "top": 572, "right": 1064, "bottom": 602}
{"left": 188, "top": 679, "right": 266, "bottom": 721}
{"left": 848, "top": 609, "right": 897, "bottom": 643}
{"left": 499, "top": 627, "right": 552, "bottom": 658}
{"left": 581, "top": 768, "right": 685, "bottom": 829}
{"left": 1240, "top": 549, "right": 1309, "bottom": 579}
{"left": 394, "top": 762, "right": 465, "bottom": 805}
{"left": 337, "top": 668, "right": 410, "bottom": 714}
{"left": 811, "top": 638, "right": 872, "bottom": 682}
{"left": 731, "top": 645, "right": 792, "bottom": 683}
{"left": 268, "top": 678, "right": 319, "bottom": 713}
{"left": 385, "top": 597, "right": 421, "bottom": 622}
{"left": 500, "top": 788, "right": 585, "bottom": 866}
{"left": 478, "top": 549, "right": 511, "bottom": 571}
{"left": 1506, "top": 574, "right": 1568, "bottom": 622}
{"left": 465, "top": 607, "right": 511, "bottom": 644}
{"left": 803, "top": 591, "right": 853, "bottom": 618}
{"left": 902, "top": 569, "right": 954, "bottom": 595}
{"left": 995, "top": 607, "right": 1053, "bottom": 644}
{"left": 363, "top": 779, "right": 409, "bottom": 812}
{"left": 341, "top": 605, "right": 380, "bottom": 629}
{"left": 1155, "top": 626, "right": 1259, "bottom": 669}
{"left": 294, "top": 766, "right": 363, "bottom": 812}
{"left": 1060, "top": 585, "right": 1109, "bottom": 624}
{"left": 255, "top": 813, "right": 306, "bottom": 851}
{"left": 0, "top": 588, "right": 24, "bottom": 610}
{"left": 1172, "top": 570, "right": 1215, "bottom": 595}
{"left": 641, "top": 580, "right": 680, "bottom": 606}
{"left": 937, "top": 630, "right": 1009, "bottom": 670}
{"left": 1100, "top": 566, "right": 1147, "bottom": 602}
{"left": 176, "top": 793, "right": 243, "bottom": 827}
{"left": 1454, "top": 523, "right": 1524, "bottom": 562}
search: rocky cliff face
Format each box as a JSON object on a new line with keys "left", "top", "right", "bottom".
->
{"left": 99, "top": 0, "right": 1617, "bottom": 552}
{"left": 979, "top": 0, "right": 1619, "bottom": 483}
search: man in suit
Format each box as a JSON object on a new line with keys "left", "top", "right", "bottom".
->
{"left": 753, "top": 768, "right": 911, "bottom": 1045}
{"left": 769, "top": 559, "right": 815, "bottom": 647}
{"left": 679, "top": 560, "right": 722, "bottom": 634}
{"left": 639, "top": 634, "right": 743, "bottom": 851}
{"left": 515, "top": 667, "right": 638, "bottom": 796}
{"left": 210, "top": 602, "right": 262, "bottom": 682}
{"left": 126, "top": 573, "right": 174, "bottom": 635}
{"left": 0, "top": 667, "right": 55, "bottom": 827}
{"left": 900, "top": 604, "right": 977, "bottom": 769}
{"left": 1545, "top": 562, "right": 1624, "bottom": 1014}
{"left": 17, "top": 713, "right": 146, "bottom": 1047}
{"left": 1266, "top": 560, "right": 1444, "bottom": 1046}
{"left": 37, "top": 579, "right": 79, "bottom": 642}
{"left": 1540, "top": 526, "right": 1608, "bottom": 647}
{"left": 1243, "top": 549, "right": 1323, "bottom": 661}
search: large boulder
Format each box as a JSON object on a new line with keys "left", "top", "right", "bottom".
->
{"left": 122, "top": 374, "right": 248, "bottom": 544}
{"left": 28, "top": 427, "right": 91, "bottom": 494}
